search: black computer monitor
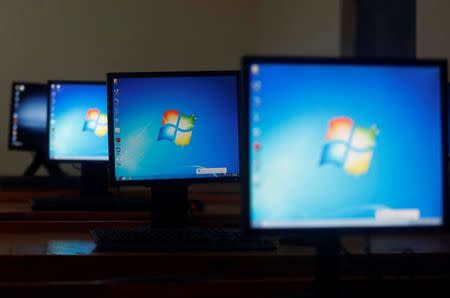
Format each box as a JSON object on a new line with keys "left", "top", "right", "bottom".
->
{"left": 448, "top": 83, "right": 450, "bottom": 156}
{"left": 48, "top": 80, "right": 109, "bottom": 194}
{"left": 241, "top": 57, "right": 447, "bottom": 294}
{"left": 31, "top": 81, "right": 110, "bottom": 210}
{"left": 107, "top": 71, "right": 240, "bottom": 226}
{"left": 9, "top": 82, "right": 47, "bottom": 151}
{"left": 48, "top": 81, "right": 108, "bottom": 162}
{"left": 8, "top": 82, "right": 64, "bottom": 177}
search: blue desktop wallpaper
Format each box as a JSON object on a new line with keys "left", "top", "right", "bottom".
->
{"left": 448, "top": 84, "right": 450, "bottom": 155}
{"left": 15, "top": 87, "right": 47, "bottom": 132}
{"left": 113, "top": 75, "right": 239, "bottom": 181}
{"left": 11, "top": 84, "right": 47, "bottom": 149}
{"left": 49, "top": 83, "right": 108, "bottom": 161}
{"left": 17, "top": 96, "right": 47, "bottom": 131}
{"left": 249, "top": 63, "right": 444, "bottom": 227}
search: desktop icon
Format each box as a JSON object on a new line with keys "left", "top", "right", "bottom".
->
{"left": 251, "top": 64, "right": 260, "bottom": 75}
{"left": 82, "top": 108, "right": 108, "bottom": 137}
{"left": 253, "top": 127, "right": 262, "bottom": 137}
{"left": 253, "top": 112, "right": 260, "bottom": 123}
{"left": 319, "top": 116, "right": 378, "bottom": 175}
{"left": 253, "top": 96, "right": 262, "bottom": 107}
{"left": 157, "top": 110, "right": 196, "bottom": 147}
{"left": 252, "top": 81, "right": 262, "bottom": 92}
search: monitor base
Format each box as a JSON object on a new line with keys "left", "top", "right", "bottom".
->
{"left": 31, "top": 194, "right": 151, "bottom": 211}
{"left": 0, "top": 176, "right": 80, "bottom": 189}
{"left": 279, "top": 236, "right": 310, "bottom": 246}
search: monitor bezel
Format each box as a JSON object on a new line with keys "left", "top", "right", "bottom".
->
{"left": 107, "top": 71, "right": 241, "bottom": 186}
{"left": 241, "top": 56, "right": 449, "bottom": 235}
{"left": 8, "top": 81, "right": 48, "bottom": 152}
{"left": 47, "top": 80, "right": 108, "bottom": 164}
{"left": 448, "top": 82, "right": 450, "bottom": 158}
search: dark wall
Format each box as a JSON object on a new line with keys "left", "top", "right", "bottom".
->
{"left": 355, "top": 0, "right": 416, "bottom": 58}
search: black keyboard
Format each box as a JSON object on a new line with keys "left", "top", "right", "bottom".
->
{"left": 90, "top": 227, "right": 279, "bottom": 252}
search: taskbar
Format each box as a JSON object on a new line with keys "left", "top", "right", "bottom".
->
{"left": 50, "top": 155, "right": 109, "bottom": 161}
{"left": 116, "top": 172, "right": 239, "bottom": 181}
{"left": 252, "top": 217, "right": 442, "bottom": 229}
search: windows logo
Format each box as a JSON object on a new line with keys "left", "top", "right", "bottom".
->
{"left": 319, "top": 117, "right": 379, "bottom": 175}
{"left": 158, "top": 110, "right": 196, "bottom": 147}
{"left": 82, "top": 108, "right": 107, "bottom": 137}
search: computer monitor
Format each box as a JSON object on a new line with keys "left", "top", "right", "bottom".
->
{"left": 242, "top": 57, "right": 447, "bottom": 232}
{"left": 8, "top": 82, "right": 64, "bottom": 177}
{"left": 448, "top": 83, "right": 450, "bottom": 156}
{"left": 48, "top": 81, "right": 108, "bottom": 162}
{"left": 107, "top": 71, "right": 240, "bottom": 226}
{"left": 9, "top": 82, "right": 47, "bottom": 151}
{"left": 241, "top": 57, "right": 447, "bottom": 295}
{"left": 31, "top": 81, "right": 110, "bottom": 210}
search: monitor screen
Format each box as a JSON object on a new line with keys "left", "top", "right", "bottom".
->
{"left": 109, "top": 72, "right": 240, "bottom": 182}
{"left": 9, "top": 82, "right": 47, "bottom": 151}
{"left": 245, "top": 59, "right": 446, "bottom": 229}
{"left": 48, "top": 82, "right": 108, "bottom": 161}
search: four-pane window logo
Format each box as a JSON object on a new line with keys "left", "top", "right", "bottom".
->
{"left": 82, "top": 108, "right": 107, "bottom": 137}
{"left": 319, "top": 116, "right": 379, "bottom": 175}
{"left": 158, "top": 110, "right": 196, "bottom": 147}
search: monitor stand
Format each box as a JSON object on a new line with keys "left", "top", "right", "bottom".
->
{"left": 31, "top": 163, "right": 116, "bottom": 211}
{"left": 24, "top": 150, "right": 66, "bottom": 177}
{"left": 150, "top": 184, "right": 189, "bottom": 228}
{"left": 31, "top": 163, "right": 152, "bottom": 211}
{"left": 0, "top": 151, "right": 79, "bottom": 189}
{"left": 314, "top": 232, "right": 341, "bottom": 297}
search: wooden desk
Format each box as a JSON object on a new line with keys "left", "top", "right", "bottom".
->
{"left": 0, "top": 188, "right": 449, "bottom": 297}
{"left": 0, "top": 188, "right": 241, "bottom": 232}
{"left": 0, "top": 230, "right": 449, "bottom": 297}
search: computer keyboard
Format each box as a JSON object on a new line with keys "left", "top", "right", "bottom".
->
{"left": 90, "top": 227, "right": 279, "bottom": 252}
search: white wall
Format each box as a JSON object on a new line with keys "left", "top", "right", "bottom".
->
{"left": 417, "top": 0, "right": 450, "bottom": 74}
{"left": 0, "top": 0, "right": 341, "bottom": 176}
